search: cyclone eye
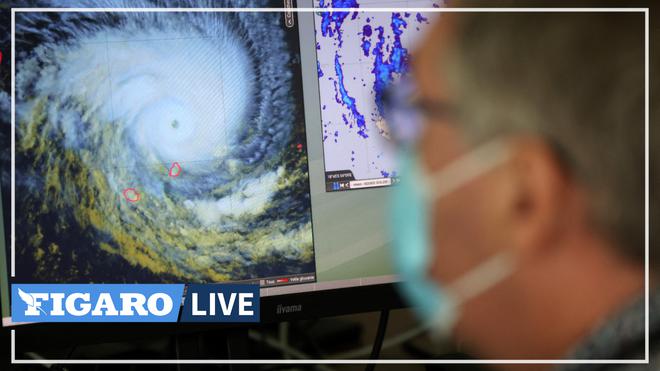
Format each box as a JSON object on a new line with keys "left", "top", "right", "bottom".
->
{"left": 13, "top": 4, "right": 315, "bottom": 284}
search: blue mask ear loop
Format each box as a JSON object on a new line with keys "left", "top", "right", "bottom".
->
{"left": 421, "top": 139, "right": 517, "bottom": 339}
{"left": 431, "top": 250, "right": 518, "bottom": 340}
{"left": 422, "top": 140, "right": 512, "bottom": 202}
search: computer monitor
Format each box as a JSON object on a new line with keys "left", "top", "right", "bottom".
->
{"left": 0, "top": 0, "right": 440, "bottom": 326}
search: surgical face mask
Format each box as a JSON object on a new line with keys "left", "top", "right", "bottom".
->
{"left": 390, "top": 139, "right": 516, "bottom": 339}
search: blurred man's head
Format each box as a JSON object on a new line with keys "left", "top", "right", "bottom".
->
{"left": 411, "top": 7, "right": 646, "bottom": 362}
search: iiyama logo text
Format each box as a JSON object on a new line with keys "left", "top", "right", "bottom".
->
{"left": 276, "top": 304, "right": 302, "bottom": 314}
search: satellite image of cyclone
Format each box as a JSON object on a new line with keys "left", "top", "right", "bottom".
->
{"left": 8, "top": 0, "right": 315, "bottom": 283}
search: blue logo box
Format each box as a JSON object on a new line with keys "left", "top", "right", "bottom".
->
{"left": 12, "top": 284, "right": 184, "bottom": 322}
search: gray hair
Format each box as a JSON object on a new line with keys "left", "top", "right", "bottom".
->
{"left": 444, "top": 11, "right": 647, "bottom": 266}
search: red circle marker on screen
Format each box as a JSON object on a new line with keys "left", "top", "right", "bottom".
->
{"left": 169, "top": 162, "right": 182, "bottom": 177}
{"left": 122, "top": 188, "right": 141, "bottom": 203}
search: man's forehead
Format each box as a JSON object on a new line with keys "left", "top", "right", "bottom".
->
{"left": 411, "top": 12, "right": 458, "bottom": 102}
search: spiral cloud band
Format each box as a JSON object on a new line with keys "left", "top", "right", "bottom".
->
{"left": 13, "top": 1, "right": 315, "bottom": 283}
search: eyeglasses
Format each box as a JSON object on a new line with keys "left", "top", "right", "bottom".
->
{"left": 382, "top": 76, "right": 457, "bottom": 147}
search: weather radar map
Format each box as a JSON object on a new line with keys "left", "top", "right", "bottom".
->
{"left": 314, "top": 0, "right": 441, "bottom": 192}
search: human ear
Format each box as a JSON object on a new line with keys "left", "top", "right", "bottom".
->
{"left": 507, "top": 137, "right": 574, "bottom": 256}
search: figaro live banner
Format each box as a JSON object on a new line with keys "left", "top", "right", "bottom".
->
{"left": 11, "top": 284, "right": 260, "bottom": 323}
